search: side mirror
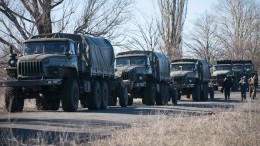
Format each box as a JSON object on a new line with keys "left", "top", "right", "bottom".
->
{"left": 8, "top": 46, "right": 18, "bottom": 67}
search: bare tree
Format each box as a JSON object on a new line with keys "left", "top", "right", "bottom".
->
{"left": 184, "top": 12, "right": 222, "bottom": 65}
{"left": 73, "top": 0, "right": 134, "bottom": 43}
{"left": 123, "top": 16, "right": 161, "bottom": 51}
{"left": 215, "top": 0, "right": 259, "bottom": 62}
{"left": 0, "top": 0, "right": 134, "bottom": 56}
{"left": 0, "top": 0, "right": 69, "bottom": 53}
{"left": 157, "top": 0, "right": 188, "bottom": 60}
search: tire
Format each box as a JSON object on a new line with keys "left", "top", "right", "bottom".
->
{"left": 5, "top": 87, "right": 24, "bottom": 112}
{"left": 201, "top": 83, "right": 209, "bottom": 101}
{"left": 87, "top": 81, "right": 102, "bottom": 110}
{"left": 209, "top": 86, "right": 214, "bottom": 99}
{"left": 164, "top": 84, "right": 169, "bottom": 105}
{"left": 80, "top": 96, "right": 88, "bottom": 108}
{"left": 156, "top": 83, "right": 165, "bottom": 105}
{"left": 36, "top": 95, "right": 60, "bottom": 111}
{"left": 192, "top": 84, "right": 201, "bottom": 101}
{"left": 61, "top": 79, "right": 79, "bottom": 112}
{"left": 144, "top": 82, "right": 156, "bottom": 105}
{"left": 128, "top": 95, "right": 133, "bottom": 106}
{"left": 108, "top": 96, "right": 117, "bottom": 106}
{"left": 171, "top": 88, "right": 178, "bottom": 105}
{"left": 100, "top": 81, "right": 109, "bottom": 110}
{"left": 178, "top": 91, "right": 181, "bottom": 100}
{"left": 119, "top": 87, "right": 128, "bottom": 107}
{"left": 50, "top": 98, "right": 60, "bottom": 111}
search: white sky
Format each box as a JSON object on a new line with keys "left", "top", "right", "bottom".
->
{"left": 135, "top": 0, "right": 218, "bottom": 31}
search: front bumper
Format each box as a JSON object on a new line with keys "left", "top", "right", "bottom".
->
{"left": 122, "top": 80, "right": 146, "bottom": 89}
{"left": 0, "top": 79, "right": 62, "bottom": 87}
{"left": 172, "top": 83, "right": 194, "bottom": 90}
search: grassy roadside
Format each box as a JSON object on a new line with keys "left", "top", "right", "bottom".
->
{"left": 94, "top": 98, "right": 260, "bottom": 146}
{"left": 1, "top": 94, "right": 260, "bottom": 145}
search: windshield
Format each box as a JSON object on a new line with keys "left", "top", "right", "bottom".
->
{"left": 232, "top": 64, "right": 244, "bottom": 71}
{"left": 116, "top": 56, "right": 147, "bottom": 67}
{"left": 244, "top": 64, "right": 253, "bottom": 70}
{"left": 213, "top": 65, "right": 232, "bottom": 71}
{"left": 171, "top": 63, "right": 195, "bottom": 71}
{"left": 23, "top": 41, "right": 68, "bottom": 55}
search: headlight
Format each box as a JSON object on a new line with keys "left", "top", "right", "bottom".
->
{"left": 139, "top": 76, "right": 143, "bottom": 80}
{"left": 44, "top": 59, "right": 49, "bottom": 65}
{"left": 188, "top": 79, "right": 192, "bottom": 83}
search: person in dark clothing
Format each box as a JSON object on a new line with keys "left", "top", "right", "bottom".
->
{"left": 222, "top": 75, "right": 232, "bottom": 100}
{"left": 239, "top": 76, "right": 248, "bottom": 101}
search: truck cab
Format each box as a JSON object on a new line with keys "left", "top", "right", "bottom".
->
{"left": 210, "top": 60, "right": 233, "bottom": 90}
{"left": 15, "top": 38, "right": 78, "bottom": 80}
{"left": 170, "top": 59, "right": 212, "bottom": 101}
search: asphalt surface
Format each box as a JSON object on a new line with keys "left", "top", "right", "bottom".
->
{"left": 0, "top": 91, "right": 255, "bottom": 144}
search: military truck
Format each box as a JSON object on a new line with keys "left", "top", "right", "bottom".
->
{"left": 170, "top": 59, "right": 213, "bottom": 101}
{"left": 114, "top": 50, "right": 178, "bottom": 106}
{"left": 231, "top": 60, "right": 247, "bottom": 91}
{"left": 210, "top": 60, "right": 233, "bottom": 91}
{"left": 0, "top": 33, "right": 128, "bottom": 112}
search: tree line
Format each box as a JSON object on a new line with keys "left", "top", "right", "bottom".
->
{"left": 0, "top": 0, "right": 259, "bottom": 69}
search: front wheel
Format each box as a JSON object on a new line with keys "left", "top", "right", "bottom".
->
{"left": 171, "top": 88, "right": 178, "bottom": 105}
{"left": 5, "top": 87, "right": 24, "bottom": 112}
{"left": 144, "top": 82, "right": 156, "bottom": 105}
{"left": 61, "top": 79, "right": 79, "bottom": 112}
{"left": 209, "top": 86, "right": 214, "bottom": 99}
{"left": 119, "top": 87, "right": 128, "bottom": 107}
{"left": 192, "top": 84, "right": 201, "bottom": 101}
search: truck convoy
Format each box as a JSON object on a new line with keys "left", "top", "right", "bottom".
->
{"left": 170, "top": 59, "right": 214, "bottom": 101}
{"left": 211, "top": 60, "right": 258, "bottom": 91}
{"left": 115, "top": 50, "right": 178, "bottom": 106}
{"left": 0, "top": 33, "right": 128, "bottom": 112}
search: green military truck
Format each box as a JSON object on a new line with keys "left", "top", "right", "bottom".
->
{"left": 0, "top": 33, "right": 128, "bottom": 112}
{"left": 210, "top": 60, "right": 233, "bottom": 91}
{"left": 231, "top": 60, "right": 247, "bottom": 91}
{"left": 114, "top": 50, "right": 178, "bottom": 106}
{"left": 170, "top": 59, "right": 214, "bottom": 101}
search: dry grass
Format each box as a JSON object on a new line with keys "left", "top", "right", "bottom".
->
{"left": 94, "top": 98, "right": 260, "bottom": 146}
{"left": 1, "top": 91, "right": 260, "bottom": 145}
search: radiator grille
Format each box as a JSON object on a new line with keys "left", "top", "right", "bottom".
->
{"left": 18, "top": 61, "right": 43, "bottom": 76}
{"left": 122, "top": 71, "right": 130, "bottom": 80}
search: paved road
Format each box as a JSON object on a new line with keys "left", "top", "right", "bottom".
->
{"left": 0, "top": 91, "right": 248, "bottom": 143}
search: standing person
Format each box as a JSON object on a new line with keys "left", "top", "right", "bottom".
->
{"left": 249, "top": 74, "right": 257, "bottom": 99}
{"left": 239, "top": 76, "right": 248, "bottom": 101}
{"left": 222, "top": 75, "right": 232, "bottom": 100}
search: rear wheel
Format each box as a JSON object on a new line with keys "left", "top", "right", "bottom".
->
{"left": 88, "top": 81, "right": 102, "bottom": 110}
{"left": 144, "top": 82, "right": 156, "bottom": 105}
{"left": 100, "top": 81, "right": 109, "bottom": 110}
{"left": 61, "top": 79, "right": 79, "bottom": 112}
{"left": 5, "top": 87, "right": 24, "bottom": 112}
{"left": 192, "top": 84, "right": 201, "bottom": 101}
